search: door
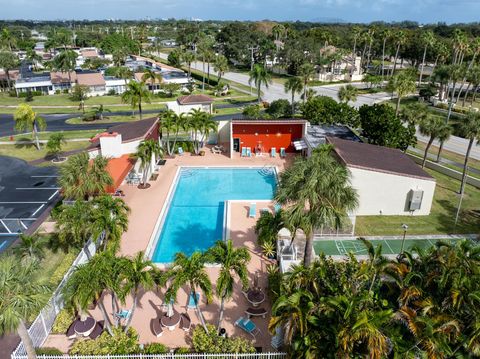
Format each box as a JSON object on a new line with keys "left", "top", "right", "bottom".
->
{"left": 233, "top": 138, "right": 240, "bottom": 152}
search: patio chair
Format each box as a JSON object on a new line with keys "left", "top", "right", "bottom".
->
{"left": 187, "top": 292, "right": 200, "bottom": 310}
{"left": 234, "top": 316, "right": 261, "bottom": 339}
{"left": 245, "top": 307, "right": 268, "bottom": 319}
{"left": 178, "top": 147, "right": 184, "bottom": 156}
{"left": 271, "top": 147, "right": 276, "bottom": 157}
{"left": 114, "top": 309, "right": 131, "bottom": 320}
{"left": 88, "top": 321, "right": 104, "bottom": 340}
{"left": 280, "top": 147, "right": 286, "bottom": 158}
{"left": 249, "top": 203, "right": 256, "bottom": 218}
{"left": 212, "top": 147, "right": 222, "bottom": 154}
{"left": 241, "top": 147, "right": 247, "bottom": 157}
{"left": 180, "top": 312, "right": 191, "bottom": 331}
{"left": 152, "top": 318, "right": 163, "bottom": 337}
{"left": 246, "top": 147, "right": 252, "bottom": 157}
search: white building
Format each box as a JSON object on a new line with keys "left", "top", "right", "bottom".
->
{"left": 166, "top": 94, "right": 213, "bottom": 115}
{"left": 105, "top": 76, "right": 126, "bottom": 94}
{"left": 316, "top": 46, "right": 363, "bottom": 82}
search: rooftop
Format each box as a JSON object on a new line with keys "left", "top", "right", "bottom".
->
{"left": 177, "top": 94, "right": 213, "bottom": 105}
{"left": 76, "top": 72, "right": 105, "bottom": 87}
{"left": 305, "top": 124, "right": 362, "bottom": 149}
{"left": 50, "top": 71, "right": 76, "bottom": 84}
{"left": 327, "top": 137, "right": 435, "bottom": 181}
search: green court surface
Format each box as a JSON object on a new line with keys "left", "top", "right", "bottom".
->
{"left": 313, "top": 237, "right": 460, "bottom": 257}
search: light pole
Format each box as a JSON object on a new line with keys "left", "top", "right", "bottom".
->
{"left": 399, "top": 223, "right": 408, "bottom": 258}
{"left": 247, "top": 45, "right": 258, "bottom": 96}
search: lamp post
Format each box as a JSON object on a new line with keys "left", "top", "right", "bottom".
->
{"left": 399, "top": 223, "right": 409, "bottom": 258}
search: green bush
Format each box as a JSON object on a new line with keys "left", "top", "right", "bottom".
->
{"left": 18, "top": 91, "right": 42, "bottom": 98}
{"left": 51, "top": 308, "right": 75, "bottom": 334}
{"left": 266, "top": 99, "right": 292, "bottom": 118}
{"left": 36, "top": 347, "right": 63, "bottom": 355}
{"left": 192, "top": 324, "right": 256, "bottom": 354}
{"left": 49, "top": 252, "right": 78, "bottom": 286}
{"left": 175, "top": 347, "right": 191, "bottom": 354}
{"left": 190, "top": 71, "right": 218, "bottom": 87}
{"left": 173, "top": 140, "right": 195, "bottom": 153}
{"left": 142, "top": 343, "right": 168, "bottom": 354}
{"left": 70, "top": 327, "right": 140, "bottom": 355}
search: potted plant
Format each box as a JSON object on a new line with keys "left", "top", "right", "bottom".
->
{"left": 199, "top": 150, "right": 206, "bottom": 156}
{"left": 261, "top": 241, "right": 276, "bottom": 260}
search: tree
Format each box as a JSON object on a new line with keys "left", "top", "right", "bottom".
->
{"left": 391, "top": 30, "right": 406, "bottom": 75}
{"left": 359, "top": 104, "right": 416, "bottom": 151}
{"left": 189, "top": 109, "right": 217, "bottom": 154}
{"left": 0, "top": 51, "right": 18, "bottom": 89}
{"left": 301, "top": 95, "right": 339, "bottom": 125}
{"left": 52, "top": 50, "right": 78, "bottom": 88}
{"left": 114, "top": 66, "right": 133, "bottom": 85}
{"left": 458, "top": 111, "right": 480, "bottom": 195}
{"left": 182, "top": 51, "right": 195, "bottom": 78}
{"left": 141, "top": 69, "right": 162, "bottom": 94}
{"left": 206, "top": 240, "right": 250, "bottom": 330}
{"left": 418, "top": 116, "right": 452, "bottom": 168}
{"left": 58, "top": 152, "right": 113, "bottom": 200}
{"left": 121, "top": 80, "right": 151, "bottom": 120}
{"left": 266, "top": 99, "right": 292, "bottom": 118}
{"left": 134, "top": 139, "right": 163, "bottom": 187}
{"left": 167, "top": 49, "right": 183, "bottom": 68}
{"left": 248, "top": 64, "right": 272, "bottom": 103}
{"left": 70, "top": 85, "right": 90, "bottom": 113}
{"left": 284, "top": 76, "right": 303, "bottom": 115}
{"left": 387, "top": 70, "right": 417, "bottom": 116}
{"left": 275, "top": 146, "right": 358, "bottom": 265}
{"left": 213, "top": 55, "right": 229, "bottom": 83}
{"left": 46, "top": 133, "right": 66, "bottom": 161}
{"left": 255, "top": 209, "right": 286, "bottom": 246}
{"left": 13, "top": 233, "right": 46, "bottom": 261}
{"left": 242, "top": 104, "right": 262, "bottom": 119}
{"left": 298, "top": 63, "right": 315, "bottom": 104}
{"left": 164, "top": 252, "right": 212, "bottom": 332}
{"left": 338, "top": 84, "right": 358, "bottom": 104}
{"left": 419, "top": 30, "right": 436, "bottom": 85}
{"left": 0, "top": 257, "right": 50, "bottom": 359}
{"left": 0, "top": 28, "right": 16, "bottom": 51}
{"left": 379, "top": 28, "right": 391, "bottom": 81}
{"left": 14, "top": 104, "right": 46, "bottom": 150}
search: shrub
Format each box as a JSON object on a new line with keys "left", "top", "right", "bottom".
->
{"left": 266, "top": 99, "right": 292, "bottom": 118}
{"left": 36, "top": 347, "right": 63, "bottom": 355}
{"left": 70, "top": 327, "right": 140, "bottom": 355}
{"left": 55, "top": 89, "right": 61, "bottom": 95}
{"left": 192, "top": 324, "right": 256, "bottom": 353}
{"left": 25, "top": 91, "right": 34, "bottom": 102}
{"left": 51, "top": 308, "right": 75, "bottom": 334}
{"left": 107, "top": 89, "right": 117, "bottom": 96}
{"left": 242, "top": 104, "right": 262, "bottom": 119}
{"left": 49, "top": 252, "right": 78, "bottom": 286}
{"left": 173, "top": 140, "right": 195, "bottom": 153}
{"left": 175, "top": 347, "right": 191, "bottom": 354}
{"left": 142, "top": 343, "right": 168, "bottom": 354}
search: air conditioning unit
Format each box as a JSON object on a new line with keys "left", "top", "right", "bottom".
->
{"left": 408, "top": 189, "right": 424, "bottom": 211}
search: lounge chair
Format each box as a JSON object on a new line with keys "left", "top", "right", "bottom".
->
{"left": 187, "top": 292, "right": 200, "bottom": 310}
{"left": 212, "top": 147, "right": 222, "bottom": 154}
{"left": 152, "top": 319, "right": 163, "bottom": 337}
{"left": 280, "top": 147, "right": 286, "bottom": 158}
{"left": 274, "top": 203, "right": 282, "bottom": 213}
{"left": 271, "top": 147, "right": 276, "bottom": 157}
{"left": 246, "top": 147, "right": 252, "bottom": 157}
{"left": 234, "top": 317, "right": 261, "bottom": 339}
{"left": 249, "top": 203, "right": 256, "bottom": 218}
{"left": 180, "top": 313, "right": 191, "bottom": 331}
{"left": 178, "top": 147, "right": 184, "bottom": 156}
{"left": 88, "top": 321, "right": 104, "bottom": 340}
{"left": 114, "top": 309, "right": 131, "bottom": 320}
{"left": 245, "top": 307, "right": 268, "bottom": 318}
{"left": 241, "top": 147, "right": 247, "bottom": 157}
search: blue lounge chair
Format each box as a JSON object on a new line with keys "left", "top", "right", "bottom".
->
{"left": 246, "top": 147, "right": 252, "bottom": 157}
{"left": 114, "top": 309, "right": 131, "bottom": 322}
{"left": 249, "top": 203, "right": 256, "bottom": 218}
{"left": 274, "top": 203, "right": 281, "bottom": 213}
{"left": 271, "top": 147, "right": 276, "bottom": 157}
{"left": 280, "top": 147, "right": 286, "bottom": 158}
{"left": 187, "top": 292, "right": 200, "bottom": 310}
{"left": 234, "top": 317, "right": 260, "bottom": 338}
{"left": 178, "top": 147, "right": 184, "bottom": 156}
{"left": 241, "top": 147, "right": 247, "bottom": 157}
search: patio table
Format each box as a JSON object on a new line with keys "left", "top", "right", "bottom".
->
{"left": 160, "top": 310, "right": 181, "bottom": 331}
{"left": 73, "top": 317, "right": 96, "bottom": 337}
{"left": 247, "top": 289, "right": 266, "bottom": 307}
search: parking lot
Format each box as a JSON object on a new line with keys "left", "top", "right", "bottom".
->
{"left": 0, "top": 156, "right": 59, "bottom": 252}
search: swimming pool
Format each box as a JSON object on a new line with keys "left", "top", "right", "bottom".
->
{"left": 150, "top": 167, "right": 277, "bottom": 263}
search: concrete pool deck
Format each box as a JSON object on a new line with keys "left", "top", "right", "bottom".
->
{"left": 43, "top": 148, "right": 293, "bottom": 352}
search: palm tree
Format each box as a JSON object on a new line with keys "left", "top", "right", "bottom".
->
{"left": 13, "top": 233, "right": 46, "bottom": 261}
{"left": 419, "top": 30, "right": 436, "bottom": 85}
{"left": 46, "top": 132, "right": 66, "bottom": 161}
{"left": 0, "top": 257, "right": 50, "bottom": 359}
{"left": 249, "top": 63, "right": 272, "bottom": 103}
{"left": 25, "top": 49, "right": 43, "bottom": 71}
{"left": 458, "top": 111, "right": 480, "bottom": 195}
{"left": 91, "top": 195, "right": 130, "bottom": 253}
{"left": 14, "top": 104, "right": 46, "bottom": 150}
{"left": 189, "top": 109, "right": 217, "bottom": 154}
{"left": 213, "top": 55, "right": 229, "bottom": 83}
{"left": 121, "top": 80, "right": 151, "bottom": 120}
{"left": 164, "top": 251, "right": 212, "bottom": 332}
{"left": 0, "top": 51, "right": 19, "bottom": 89}
{"left": 338, "top": 84, "right": 358, "bottom": 104}
{"left": 435, "top": 124, "right": 452, "bottom": 163}
{"left": 255, "top": 209, "right": 285, "bottom": 246}
{"left": 433, "top": 65, "right": 450, "bottom": 101}
{"left": 119, "top": 252, "right": 154, "bottom": 331}
{"left": 141, "top": 69, "right": 162, "bottom": 94}
{"left": 0, "top": 28, "right": 16, "bottom": 51}
{"left": 445, "top": 64, "right": 464, "bottom": 123}
{"left": 114, "top": 66, "right": 133, "bottom": 86}
{"left": 387, "top": 71, "right": 417, "bottom": 116}
{"left": 58, "top": 152, "right": 113, "bottom": 200}
{"left": 134, "top": 139, "right": 163, "bottom": 187}
{"left": 275, "top": 146, "right": 358, "bottom": 266}
{"left": 467, "top": 65, "right": 480, "bottom": 106}
{"left": 182, "top": 51, "right": 195, "bottom": 78}
{"left": 52, "top": 50, "right": 77, "bottom": 88}
{"left": 391, "top": 30, "right": 406, "bottom": 76}
{"left": 298, "top": 63, "right": 315, "bottom": 104}
{"left": 418, "top": 116, "right": 452, "bottom": 168}
{"left": 284, "top": 76, "right": 303, "bottom": 115}
{"left": 206, "top": 240, "right": 250, "bottom": 330}
{"left": 379, "top": 28, "right": 391, "bottom": 82}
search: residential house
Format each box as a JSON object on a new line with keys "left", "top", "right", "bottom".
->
{"left": 50, "top": 71, "right": 76, "bottom": 93}
{"left": 315, "top": 46, "right": 362, "bottom": 82}
{"left": 76, "top": 72, "right": 106, "bottom": 96}
{"left": 166, "top": 94, "right": 214, "bottom": 115}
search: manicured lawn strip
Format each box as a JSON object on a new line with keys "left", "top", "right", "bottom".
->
{"left": 355, "top": 169, "right": 480, "bottom": 236}
{"left": 0, "top": 140, "right": 91, "bottom": 162}
{"left": 66, "top": 115, "right": 144, "bottom": 125}
{"left": 214, "top": 107, "right": 244, "bottom": 116}
{"left": 0, "top": 129, "right": 105, "bottom": 142}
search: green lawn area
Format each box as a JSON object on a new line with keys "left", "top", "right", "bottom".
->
{"left": 355, "top": 169, "right": 480, "bottom": 236}
{"left": 66, "top": 114, "right": 144, "bottom": 125}
{"left": 0, "top": 140, "right": 91, "bottom": 162}
{"left": 0, "top": 129, "right": 104, "bottom": 142}
{"left": 214, "top": 107, "right": 244, "bottom": 116}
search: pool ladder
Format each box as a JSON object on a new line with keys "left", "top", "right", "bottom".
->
{"left": 180, "top": 169, "right": 196, "bottom": 178}
{"left": 258, "top": 166, "right": 274, "bottom": 176}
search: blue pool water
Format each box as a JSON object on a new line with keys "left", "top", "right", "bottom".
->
{"left": 151, "top": 167, "right": 276, "bottom": 263}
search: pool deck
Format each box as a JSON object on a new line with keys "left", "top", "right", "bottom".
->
{"left": 43, "top": 148, "right": 293, "bottom": 352}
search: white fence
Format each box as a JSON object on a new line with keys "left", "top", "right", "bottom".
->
{"left": 12, "top": 233, "right": 104, "bottom": 358}
{"left": 13, "top": 354, "right": 286, "bottom": 359}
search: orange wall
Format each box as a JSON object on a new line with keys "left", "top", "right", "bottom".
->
{"left": 232, "top": 123, "right": 303, "bottom": 152}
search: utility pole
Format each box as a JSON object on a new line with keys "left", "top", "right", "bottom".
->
{"left": 248, "top": 45, "right": 258, "bottom": 96}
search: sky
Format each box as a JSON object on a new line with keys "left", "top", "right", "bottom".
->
{"left": 0, "top": 0, "right": 478, "bottom": 24}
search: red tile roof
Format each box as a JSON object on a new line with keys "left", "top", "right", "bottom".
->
{"left": 50, "top": 71, "right": 77, "bottom": 84}
{"left": 76, "top": 72, "right": 105, "bottom": 87}
{"left": 106, "top": 154, "right": 136, "bottom": 193}
{"left": 177, "top": 94, "right": 213, "bottom": 105}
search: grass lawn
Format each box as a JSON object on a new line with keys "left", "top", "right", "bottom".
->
{"left": 1, "top": 129, "right": 105, "bottom": 142}
{"left": 355, "top": 169, "right": 480, "bottom": 236}
{"left": 66, "top": 114, "right": 144, "bottom": 125}
{"left": 0, "top": 140, "right": 91, "bottom": 162}
{"left": 214, "top": 107, "right": 244, "bottom": 116}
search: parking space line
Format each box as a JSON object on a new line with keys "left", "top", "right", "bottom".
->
{"left": 31, "top": 204, "right": 45, "bottom": 217}
{"left": 0, "top": 201, "right": 47, "bottom": 204}
{"left": 31, "top": 175, "right": 58, "bottom": 178}
{"left": 0, "top": 241, "right": 8, "bottom": 250}
{"left": 0, "top": 219, "right": 12, "bottom": 233}
{"left": 19, "top": 221, "right": 28, "bottom": 230}
{"left": 48, "top": 190, "right": 59, "bottom": 201}
{"left": 15, "top": 187, "right": 60, "bottom": 190}
{"left": 2, "top": 217, "right": 37, "bottom": 220}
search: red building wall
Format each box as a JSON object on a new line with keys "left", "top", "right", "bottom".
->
{"left": 232, "top": 123, "right": 304, "bottom": 153}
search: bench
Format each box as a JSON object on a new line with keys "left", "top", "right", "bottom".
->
{"left": 152, "top": 318, "right": 163, "bottom": 337}
{"left": 245, "top": 307, "right": 268, "bottom": 318}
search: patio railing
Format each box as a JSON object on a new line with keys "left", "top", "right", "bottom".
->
{"left": 13, "top": 354, "right": 286, "bottom": 359}
{"left": 11, "top": 232, "right": 105, "bottom": 359}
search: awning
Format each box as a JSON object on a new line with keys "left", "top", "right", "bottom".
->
{"left": 293, "top": 140, "right": 308, "bottom": 150}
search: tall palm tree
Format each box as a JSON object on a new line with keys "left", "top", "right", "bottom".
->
{"left": 435, "top": 123, "right": 452, "bottom": 163}
{"left": 189, "top": 109, "right": 217, "bottom": 154}
{"left": 418, "top": 116, "right": 452, "bottom": 168}
{"left": 121, "top": 80, "right": 151, "bottom": 120}
{"left": 141, "top": 69, "right": 162, "bottom": 94}
{"left": 458, "top": 111, "right": 480, "bottom": 195}
{"left": 213, "top": 55, "right": 229, "bottom": 83}
{"left": 387, "top": 71, "right": 417, "bottom": 116}
{"left": 433, "top": 65, "right": 450, "bottom": 102}
{"left": 284, "top": 76, "right": 304, "bottom": 115}
{"left": 52, "top": 50, "right": 77, "bottom": 88}
{"left": 338, "top": 84, "right": 358, "bottom": 104}
{"left": 391, "top": 30, "right": 406, "bottom": 76}
{"left": 467, "top": 65, "right": 480, "bottom": 106}
{"left": 298, "top": 63, "right": 315, "bottom": 104}
{"left": 25, "top": 49, "right": 43, "bottom": 71}
{"left": 164, "top": 251, "right": 212, "bottom": 332}
{"left": 114, "top": 66, "right": 133, "bottom": 86}
{"left": 134, "top": 139, "right": 163, "bottom": 187}
{"left": 0, "top": 257, "right": 50, "bottom": 359}
{"left": 419, "top": 30, "right": 436, "bottom": 85}
{"left": 445, "top": 64, "right": 464, "bottom": 123}
{"left": 13, "top": 234, "right": 46, "bottom": 261}
{"left": 249, "top": 63, "right": 272, "bottom": 103}
{"left": 119, "top": 252, "right": 154, "bottom": 331}
{"left": 182, "top": 51, "right": 195, "bottom": 78}
{"left": 255, "top": 209, "right": 286, "bottom": 246}
{"left": 14, "top": 104, "right": 46, "bottom": 150}
{"left": 275, "top": 146, "right": 358, "bottom": 265}
{"left": 58, "top": 152, "right": 113, "bottom": 200}
{"left": 0, "top": 28, "right": 16, "bottom": 51}
{"left": 159, "top": 110, "right": 177, "bottom": 156}
{"left": 379, "top": 28, "right": 391, "bottom": 82}
{"left": 0, "top": 51, "right": 19, "bottom": 89}
{"left": 206, "top": 240, "right": 250, "bottom": 330}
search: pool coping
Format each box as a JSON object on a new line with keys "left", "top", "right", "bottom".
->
{"left": 145, "top": 165, "right": 279, "bottom": 265}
